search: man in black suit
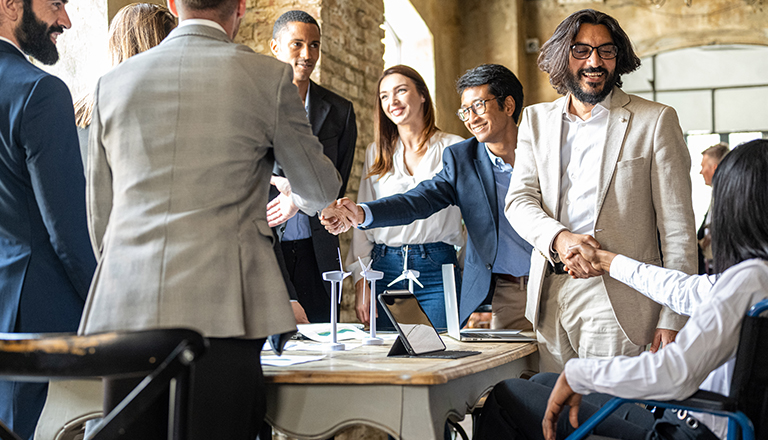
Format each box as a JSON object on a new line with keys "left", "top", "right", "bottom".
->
{"left": 268, "top": 10, "right": 357, "bottom": 323}
{"left": 0, "top": 0, "right": 96, "bottom": 437}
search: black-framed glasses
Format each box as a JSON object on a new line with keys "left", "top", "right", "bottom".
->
{"left": 570, "top": 43, "right": 618, "bottom": 60}
{"left": 457, "top": 98, "right": 494, "bottom": 122}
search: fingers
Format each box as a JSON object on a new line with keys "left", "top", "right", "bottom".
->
{"left": 270, "top": 175, "right": 291, "bottom": 194}
{"left": 355, "top": 279, "right": 370, "bottom": 325}
{"left": 568, "top": 396, "right": 582, "bottom": 429}
{"left": 291, "top": 302, "right": 310, "bottom": 325}
{"left": 649, "top": 331, "right": 662, "bottom": 353}
{"left": 564, "top": 254, "right": 604, "bottom": 279}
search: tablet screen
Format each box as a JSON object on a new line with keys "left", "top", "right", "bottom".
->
{"left": 379, "top": 290, "right": 445, "bottom": 355}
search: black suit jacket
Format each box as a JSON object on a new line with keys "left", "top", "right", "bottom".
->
{"left": 272, "top": 81, "right": 357, "bottom": 299}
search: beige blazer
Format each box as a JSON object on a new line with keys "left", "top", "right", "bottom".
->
{"left": 506, "top": 87, "right": 696, "bottom": 345}
{"left": 79, "top": 25, "right": 341, "bottom": 339}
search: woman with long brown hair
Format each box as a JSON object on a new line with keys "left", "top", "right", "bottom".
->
{"left": 347, "top": 65, "right": 464, "bottom": 331}
{"left": 73, "top": 3, "right": 176, "bottom": 166}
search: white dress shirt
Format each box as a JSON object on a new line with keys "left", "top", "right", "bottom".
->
{"left": 565, "top": 255, "right": 768, "bottom": 439}
{"left": 558, "top": 93, "right": 610, "bottom": 235}
{"left": 177, "top": 18, "right": 227, "bottom": 35}
{"left": 347, "top": 131, "right": 465, "bottom": 281}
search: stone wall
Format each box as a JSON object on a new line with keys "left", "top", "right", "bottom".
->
{"left": 237, "top": 1, "right": 385, "bottom": 322}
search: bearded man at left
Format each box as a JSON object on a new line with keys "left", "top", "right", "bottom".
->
{"left": 0, "top": 0, "right": 97, "bottom": 438}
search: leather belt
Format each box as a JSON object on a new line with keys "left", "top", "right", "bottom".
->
{"left": 493, "top": 273, "right": 529, "bottom": 286}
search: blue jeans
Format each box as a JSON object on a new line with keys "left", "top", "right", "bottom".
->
{"left": 371, "top": 242, "right": 461, "bottom": 332}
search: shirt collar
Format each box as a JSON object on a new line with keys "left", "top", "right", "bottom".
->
{"left": 178, "top": 18, "right": 227, "bottom": 35}
{"left": 0, "top": 36, "right": 28, "bottom": 60}
{"left": 304, "top": 82, "right": 311, "bottom": 114}
{"left": 562, "top": 90, "right": 613, "bottom": 122}
{"left": 484, "top": 143, "right": 513, "bottom": 172}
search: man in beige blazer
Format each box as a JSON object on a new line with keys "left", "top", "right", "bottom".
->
{"left": 506, "top": 9, "right": 696, "bottom": 373}
{"left": 79, "top": 0, "right": 341, "bottom": 437}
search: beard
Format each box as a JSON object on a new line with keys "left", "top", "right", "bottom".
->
{"left": 15, "top": 4, "right": 63, "bottom": 65}
{"left": 565, "top": 67, "right": 618, "bottom": 106}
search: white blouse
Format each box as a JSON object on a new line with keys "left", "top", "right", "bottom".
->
{"left": 346, "top": 131, "right": 465, "bottom": 281}
{"left": 565, "top": 256, "right": 768, "bottom": 439}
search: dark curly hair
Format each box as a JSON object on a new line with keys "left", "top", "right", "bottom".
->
{"left": 538, "top": 9, "right": 640, "bottom": 95}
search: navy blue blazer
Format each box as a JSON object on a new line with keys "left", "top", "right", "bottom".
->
{"left": 0, "top": 40, "right": 96, "bottom": 334}
{"left": 365, "top": 137, "right": 503, "bottom": 324}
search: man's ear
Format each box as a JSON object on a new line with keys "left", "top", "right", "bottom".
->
{"left": 269, "top": 38, "right": 279, "bottom": 57}
{"left": 236, "top": 0, "right": 246, "bottom": 18}
{"left": 0, "top": 0, "right": 23, "bottom": 23}
{"left": 504, "top": 95, "right": 516, "bottom": 117}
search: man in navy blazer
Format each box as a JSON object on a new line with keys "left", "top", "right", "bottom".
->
{"left": 0, "top": 0, "right": 96, "bottom": 437}
{"left": 324, "top": 65, "right": 532, "bottom": 329}
{"left": 268, "top": 10, "right": 356, "bottom": 324}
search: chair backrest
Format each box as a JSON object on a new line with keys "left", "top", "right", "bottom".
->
{"left": 729, "top": 298, "right": 768, "bottom": 439}
{"left": 0, "top": 328, "right": 207, "bottom": 440}
{"left": 0, "top": 328, "right": 206, "bottom": 381}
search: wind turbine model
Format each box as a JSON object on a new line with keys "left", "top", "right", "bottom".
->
{"left": 321, "top": 248, "right": 351, "bottom": 351}
{"left": 387, "top": 245, "right": 423, "bottom": 293}
{"left": 358, "top": 257, "right": 384, "bottom": 345}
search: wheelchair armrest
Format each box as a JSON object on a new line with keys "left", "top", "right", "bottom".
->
{"left": 636, "top": 389, "right": 737, "bottom": 413}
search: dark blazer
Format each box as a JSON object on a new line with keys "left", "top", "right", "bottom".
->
{"left": 364, "top": 137, "right": 500, "bottom": 324}
{"left": 274, "top": 80, "right": 357, "bottom": 300}
{"left": 0, "top": 40, "right": 96, "bottom": 334}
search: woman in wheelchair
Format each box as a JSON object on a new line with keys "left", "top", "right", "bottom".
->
{"left": 475, "top": 138, "right": 768, "bottom": 440}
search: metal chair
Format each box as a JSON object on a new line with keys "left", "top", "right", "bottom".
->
{"left": 0, "top": 328, "right": 207, "bottom": 440}
{"left": 566, "top": 298, "right": 768, "bottom": 440}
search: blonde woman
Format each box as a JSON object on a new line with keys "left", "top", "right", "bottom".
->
{"left": 347, "top": 65, "right": 464, "bottom": 331}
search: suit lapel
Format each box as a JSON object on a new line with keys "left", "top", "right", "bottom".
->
{"left": 595, "top": 88, "right": 631, "bottom": 217}
{"left": 473, "top": 141, "right": 499, "bottom": 231}
{"left": 307, "top": 81, "right": 331, "bottom": 137}
{"left": 543, "top": 97, "right": 566, "bottom": 220}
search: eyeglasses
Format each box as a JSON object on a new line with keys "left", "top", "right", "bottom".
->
{"left": 570, "top": 43, "right": 618, "bottom": 60}
{"left": 457, "top": 98, "right": 495, "bottom": 122}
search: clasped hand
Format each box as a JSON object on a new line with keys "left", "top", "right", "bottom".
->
{"left": 554, "top": 231, "right": 605, "bottom": 278}
{"left": 319, "top": 197, "right": 362, "bottom": 235}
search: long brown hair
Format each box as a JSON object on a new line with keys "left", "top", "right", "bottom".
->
{"left": 537, "top": 9, "right": 640, "bottom": 95}
{"left": 366, "top": 65, "right": 438, "bottom": 178}
{"left": 75, "top": 3, "right": 177, "bottom": 128}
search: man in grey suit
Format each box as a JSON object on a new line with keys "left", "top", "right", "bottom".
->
{"left": 267, "top": 10, "right": 357, "bottom": 324}
{"left": 506, "top": 9, "right": 696, "bottom": 372}
{"left": 79, "top": 0, "right": 341, "bottom": 437}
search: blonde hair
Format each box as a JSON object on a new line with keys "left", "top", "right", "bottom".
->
{"left": 75, "top": 3, "right": 177, "bottom": 128}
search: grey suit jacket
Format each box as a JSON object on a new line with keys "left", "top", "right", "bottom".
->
{"left": 506, "top": 87, "right": 696, "bottom": 345}
{"left": 79, "top": 24, "right": 341, "bottom": 339}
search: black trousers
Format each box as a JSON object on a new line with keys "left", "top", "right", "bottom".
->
{"left": 281, "top": 238, "right": 332, "bottom": 323}
{"left": 103, "top": 337, "right": 266, "bottom": 440}
{"left": 474, "top": 373, "right": 719, "bottom": 440}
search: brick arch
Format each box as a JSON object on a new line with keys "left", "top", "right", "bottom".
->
{"left": 633, "top": 30, "right": 768, "bottom": 58}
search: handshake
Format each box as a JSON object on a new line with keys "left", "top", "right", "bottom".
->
{"left": 555, "top": 231, "right": 618, "bottom": 279}
{"left": 319, "top": 197, "right": 364, "bottom": 235}
{"left": 265, "top": 176, "right": 362, "bottom": 235}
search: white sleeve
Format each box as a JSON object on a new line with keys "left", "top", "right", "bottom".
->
{"left": 566, "top": 261, "right": 768, "bottom": 401}
{"left": 610, "top": 254, "right": 716, "bottom": 316}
